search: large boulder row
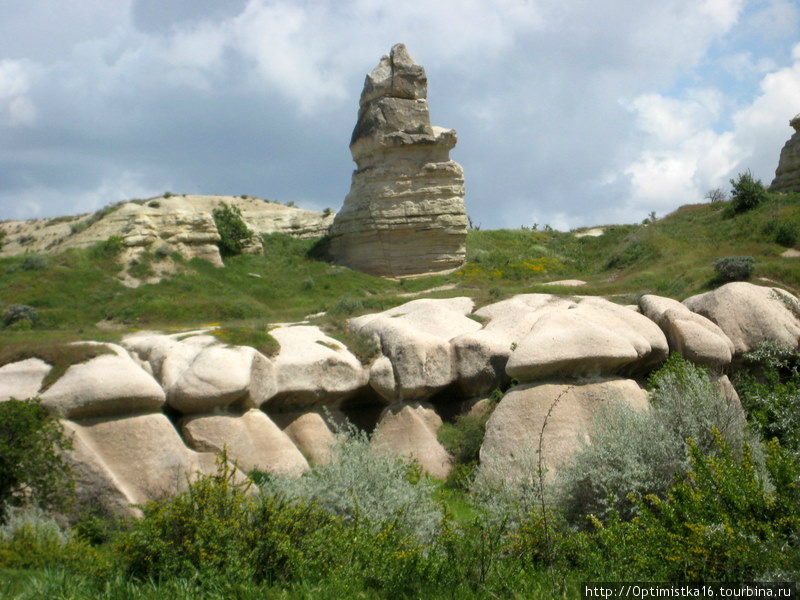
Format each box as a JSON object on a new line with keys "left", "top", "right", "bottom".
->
{"left": 39, "top": 343, "right": 165, "bottom": 418}
{"left": 350, "top": 297, "right": 482, "bottom": 401}
{"left": 267, "top": 325, "right": 368, "bottom": 411}
{"left": 770, "top": 113, "right": 800, "bottom": 193}
{"left": 480, "top": 378, "right": 649, "bottom": 482}
{"left": 123, "top": 331, "right": 276, "bottom": 414}
{"left": 640, "top": 294, "right": 735, "bottom": 368}
{"left": 328, "top": 43, "right": 467, "bottom": 277}
{"left": 372, "top": 401, "right": 452, "bottom": 478}
{"left": 182, "top": 409, "right": 309, "bottom": 477}
{"left": 62, "top": 413, "right": 221, "bottom": 517}
{"left": 271, "top": 410, "right": 338, "bottom": 465}
{"left": 0, "top": 357, "right": 51, "bottom": 401}
{"left": 503, "top": 296, "right": 668, "bottom": 382}
{"left": 682, "top": 282, "right": 800, "bottom": 356}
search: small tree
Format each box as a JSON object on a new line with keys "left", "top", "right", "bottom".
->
{"left": 0, "top": 398, "right": 75, "bottom": 521}
{"left": 212, "top": 202, "right": 253, "bottom": 257}
{"left": 729, "top": 171, "right": 768, "bottom": 214}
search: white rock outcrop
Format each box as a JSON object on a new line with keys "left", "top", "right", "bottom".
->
{"left": 272, "top": 410, "right": 338, "bottom": 465}
{"left": 499, "top": 296, "right": 668, "bottom": 383}
{"left": 640, "top": 294, "right": 735, "bottom": 368}
{"left": 122, "top": 331, "right": 276, "bottom": 414}
{"left": 480, "top": 378, "right": 649, "bottom": 482}
{"left": 328, "top": 43, "right": 467, "bottom": 277}
{"left": 683, "top": 282, "right": 800, "bottom": 356}
{"left": 268, "top": 325, "right": 368, "bottom": 410}
{"left": 63, "top": 413, "right": 221, "bottom": 517}
{"left": 182, "top": 409, "right": 309, "bottom": 477}
{"left": 372, "top": 401, "right": 452, "bottom": 478}
{"left": 770, "top": 113, "right": 800, "bottom": 193}
{"left": 0, "top": 358, "right": 51, "bottom": 402}
{"left": 40, "top": 343, "right": 165, "bottom": 418}
{"left": 349, "top": 297, "right": 482, "bottom": 401}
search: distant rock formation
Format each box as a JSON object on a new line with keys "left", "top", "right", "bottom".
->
{"left": 0, "top": 194, "right": 335, "bottom": 286}
{"left": 770, "top": 113, "right": 800, "bottom": 192}
{"left": 328, "top": 44, "right": 467, "bottom": 277}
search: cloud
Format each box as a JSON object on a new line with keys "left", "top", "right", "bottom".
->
{"left": 0, "top": 59, "right": 36, "bottom": 125}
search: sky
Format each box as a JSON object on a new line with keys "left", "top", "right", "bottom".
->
{"left": 1, "top": 0, "right": 799, "bottom": 230}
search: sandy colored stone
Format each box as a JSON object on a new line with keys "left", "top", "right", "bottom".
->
{"left": 640, "top": 294, "right": 735, "bottom": 368}
{"left": 182, "top": 409, "right": 309, "bottom": 477}
{"left": 39, "top": 343, "right": 165, "bottom": 418}
{"left": 372, "top": 401, "right": 451, "bottom": 478}
{"left": 770, "top": 114, "right": 800, "bottom": 193}
{"left": 480, "top": 378, "right": 649, "bottom": 482}
{"left": 350, "top": 297, "right": 481, "bottom": 401}
{"left": 272, "top": 410, "right": 338, "bottom": 465}
{"left": 63, "top": 413, "right": 221, "bottom": 517}
{"left": 0, "top": 357, "right": 51, "bottom": 401}
{"left": 683, "top": 282, "right": 800, "bottom": 356}
{"left": 501, "top": 296, "right": 667, "bottom": 383}
{"left": 328, "top": 44, "right": 467, "bottom": 277}
{"left": 267, "top": 325, "right": 368, "bottom": 410}
{"left": 123, "top": 331, "right": 277, "bottom": 414}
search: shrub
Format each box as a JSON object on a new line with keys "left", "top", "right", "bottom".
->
{"left": 21, "top": 254, "right": 48, "bottom": 271}
{"left": 212, "top": 202, "right": 253, "bottom": 257}
{"left": 0, "top": 398, "right": 75, "bottom": 521}
{"left": 729, "top": 170, "right": 768, "bottom": 214}
{"left": 736, "top": 342, "right": 800, "bottom": 457}
{"left": 554, "top": 354, "right": 756, "bottom": 523}
{"left": 2, "top": 304, "right": 38, "bottom": 328}
{"left": 714, "top": 256, "right": 754, "bottom": 282}
{"left": 88, "top": 236, "right": 124, "bottom": 260}
{"left": 262, "top": 422, "right": 442, "bottom": 541}
{"left": 0, "top": 505, "right": 89, "bottom": 569}
{"left": 775, "top": 221, "right": 799, "bottom": 247}
{"left": 574, "top": 434, "right": 800, "bottom": 581}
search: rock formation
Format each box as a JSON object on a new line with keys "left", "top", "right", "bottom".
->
{"left": 770, "top": 113, "right": 800, "bottom": 193}
{"left": 4, "top": 282, "right": 800, "bottom": 517}
{"left": 328, "top": 44, "right": 467, "bottom": 277}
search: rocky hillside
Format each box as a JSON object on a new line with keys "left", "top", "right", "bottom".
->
{"left": 0, "top": 194, "right": 334, "bottom": 285}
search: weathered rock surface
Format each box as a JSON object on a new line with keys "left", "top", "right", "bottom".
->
{"left": 40, "top": 343, "right": 165, "bottom": 418}
{"left": 498, "top": 296, "right": 668, "bottom": 383}
{"left": 0, "top": 195, "right": 335, "bottom": 281}
{"left": 640, "top": 294, "right": 735, "bottom": 368}
{"left": 268, "top": 325, "right": 368, "bottom": 410}
{"left": 328, "top": 43, "right": 467, "bottom": 277}
{"left": 0, "top": 358, "right": 51, "bottom": 401}
{"left": 271, "top": 410, "right": 338, "bottom": 465}
{"left": 350, "top": 297, "right": 482, "bottom": 401}
{"left": 683, "top": 282, "right": 800, "bottom": 356}
{"left": 372, "top": 402, "right": 451, "bottom": 478}
{"left": 770, "top": 113, "right": 800, "bottom": 193}
{"left": 182, "top": 409, "right": 309, "bottom": 477}
{"left": 63, "top": 413, "right": 220, "bottom": 517}
{"left": 480, "top": 378, "right": 649, "bottom": 481}
{"left": 122, "top": 331, "right": 276, "bottom": 414}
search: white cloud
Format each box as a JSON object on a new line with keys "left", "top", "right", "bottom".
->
{"left": 0, "top": 59, "right": 35, "bottom": 125}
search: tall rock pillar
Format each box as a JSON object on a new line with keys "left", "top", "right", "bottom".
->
{"left": 328, "top": 44, "right": 467, "bottom": 277}
{"left": 770, "top": 113, "right": 800, "bottom": 193}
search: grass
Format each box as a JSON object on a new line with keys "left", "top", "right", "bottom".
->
{"left": 1, "top": 191, "right": 799, "bottom": 357}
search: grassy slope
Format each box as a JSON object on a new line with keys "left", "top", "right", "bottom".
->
{"left": 1, "top": 191, "right": 799, "bottom": 351}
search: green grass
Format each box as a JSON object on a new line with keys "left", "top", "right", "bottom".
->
{"left": 2, "top": 192, "right": 800, "bottom": 347}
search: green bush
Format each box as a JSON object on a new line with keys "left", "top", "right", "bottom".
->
{"left": 729, "top": 171, "right": 768, "bottom": 214}
{"left": 88, "top": 236, "right": 124, "bottom": 260}
{"left": 775, "top": 221, "right": 799, "bottom": 248}
{"left": 572, "top": 434, "right": 800, "bottom": 581}
{"left": 20, "top": 254, "right": 48, "bottom": 271}
{"left": 555, "top": 354, "right": 755, "bottom": 523}
{"left": 714, "top": 256, "right": 755, "bottom": 282}
{"left": 0, "top": 398, "right": 75, "bottom": 521}
{"left": 212, "top": 202, "right": 253, "bottom": 257}
{"left": 2, "top": 304, "right": 38, "bottom": 328}
{"left": 0, "top": 506, "right": 90, "bottom": 569}
{"left": 736, "top": 342, "right": 800, "bottom": 457}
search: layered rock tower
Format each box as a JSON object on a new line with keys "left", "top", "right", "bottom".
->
{"left": 770, "top": 113, "right": 800, "bottom": 192}
{"left": 328, "top": 44, "right": 467, "bottom": 277}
